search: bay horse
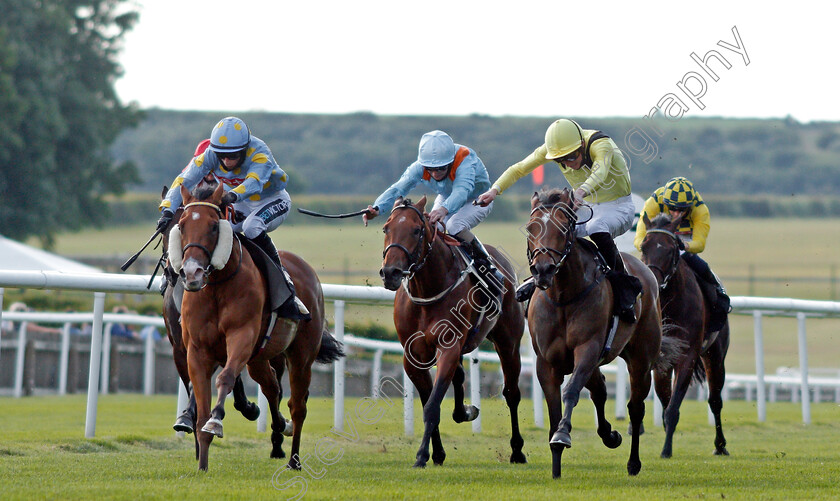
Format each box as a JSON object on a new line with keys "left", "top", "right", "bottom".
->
{"left": 639, "top": 213, "right": 730, "bottom": 458}
{"left": 172, "top": 182, "right": 343, "bottom": 471}
{"left": 379, "top": 196, "right": 526, "bottom": 468}
{"left": 525, "top": 188, "right": 680, "bottom": 478}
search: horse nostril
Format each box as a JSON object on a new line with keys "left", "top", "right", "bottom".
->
{"left": 379, "top": 268, "right": 385, "bottom": 279}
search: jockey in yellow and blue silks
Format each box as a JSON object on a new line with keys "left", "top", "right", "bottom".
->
{"left": 634, "top": 176, "right": 730, "bottom": 315}
{"left": 363, "top": 130, "right": 503, "bottom": 295}
{"left": 477, "top": 118, "right": 641, "bottom": 322}
{"left": 157, "top": 117, "right": 291, "bottom": 267}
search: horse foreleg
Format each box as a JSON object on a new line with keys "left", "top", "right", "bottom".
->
{"left": 187, "top": 346, "right": 214, "bottom": 471}
{"left": 625, "top": 359, "right": 652, "bottom": 476}
{"left": 585, "top": 369, "right": 622, "bottom": 449}
{"left": 660, "top": 350, "right": 700, "bottom": 458}
{"left": 403, "top": 356, "right": 446, "bottom": 467}
{"left": 451, "top": 359, "right": 479, "bottom": 424}
{"left": 204, "top": 344, "right": 252, "bottom": 439}
{"left": 552, "top": 347, "right": 600, "bottom": 449}
{"left": 535, "top": 357, "right": 564, "bottom": 478}
{"left": 414, "top": 348, "right": 459, "bottom": 468}
{"left": 174, "top": 385, "right": 197, "bottom": 434}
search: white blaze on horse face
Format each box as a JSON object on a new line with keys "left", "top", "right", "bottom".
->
{"left": 541, "top": 213, "right": 551, "bottom": 225}
{"left": 656, "top": 243, "right": 663, "bottom": 249}
{"left": 398, "top": 216, "right": 407, "bottom": 224}
{"left": 192, "top": 212, "right": 200, "bottom": 221}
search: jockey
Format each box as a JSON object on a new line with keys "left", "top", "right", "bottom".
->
{"left": 634, "top": 176, "right": 731, "bottom": 315}
{"left": 477, "top": 118, "right": 641, "bottom": 322}
{"left": 363, "top": 130, "right": 504, "bottom": 296}
{"left": 157, "top": 117, "right": 291, "bottom": 267}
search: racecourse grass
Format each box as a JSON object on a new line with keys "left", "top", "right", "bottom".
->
{"left": 0, "top": 394, "right": 838, "bottom": 500}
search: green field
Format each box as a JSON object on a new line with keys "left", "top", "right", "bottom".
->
{"left": 0, "top": 394, "right": 837, "bottom": 500}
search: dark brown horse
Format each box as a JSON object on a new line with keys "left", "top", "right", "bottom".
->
{"left": 639, "top": 213, "right": 730, "bottom": 458}
{"left": 525, "top": 188, "right": 678, "bottom": 478}
{"left": 379, "top": 196, "right": 526, "bottom": 468}
{"left": 172, "top": 182, "right": 342, "bottom": 471}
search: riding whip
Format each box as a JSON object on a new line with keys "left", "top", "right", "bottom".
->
{"left": 120, "top": 229, "right": 162, "bottom": 271}
{"left": 296, "top": 208, "right": 370, "bottom": 219}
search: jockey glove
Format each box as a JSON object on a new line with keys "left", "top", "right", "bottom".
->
{"left": 676, "top": 238, "right": 685, "bottom": 251}
{"left": 221, "top": 191, "right": 237, "bottom": 205}
{"left": 156, "top": 210, "right": 174, "bottom": 232}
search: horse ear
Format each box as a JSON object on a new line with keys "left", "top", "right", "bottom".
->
{"left": 642, "top": 212, "right": 651, "bottom": 228}
{"left": 161, "top": 185, "right": 168, "bottom": 200}
{"left": 393, "top": 197, "right": 404, "bottom": 212}
{"left": 415, "top": 195, "right": 427, "bottom": 212}
{"left": 531, "top": 191, "right": 540, "bottom": 209}
{"left": 180, "top": 184, "right": 193, "bottom": 204}
{"left": 212, "top": 181, "right": 225, "bottom": 203}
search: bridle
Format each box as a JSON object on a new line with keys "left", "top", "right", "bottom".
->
{"left": 382, "top": 203, "right": 436, "bottom": 279}
{"left": 179, "top": 201, "right": 242, "bottom": 287}
{"left": 643, "top": 228, "right": 681, "bottom": 290}
{"left": 526, "top": 203, "right": 578, "bottom": 276}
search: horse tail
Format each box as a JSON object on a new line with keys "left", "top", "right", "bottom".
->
{"left": 316, "top": 329, "right": 345, "bottom": 364}
{"left": 653, "top": 326, "right": 689, "bottom": 374}
{"left": 691, "top": 358, "right": 707, "bottom": 384}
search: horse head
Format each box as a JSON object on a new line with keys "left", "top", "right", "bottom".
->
{"left": 379, "top": 195, "right": 431, "bottom": 290}
{"left": 526, "top": 188, "right": 577, "bottom": 290}
{"left": 640, "top": 212, "right": 683, "bottom": 289}
{"left": 171, "top": 182, "right": 234, "bottom": 291}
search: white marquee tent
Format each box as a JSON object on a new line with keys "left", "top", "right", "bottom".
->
{"left": 0, "top": 234, "right": 102, "bottom": 273}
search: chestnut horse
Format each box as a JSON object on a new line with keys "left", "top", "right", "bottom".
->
{"left": 158, "top": 196, "right": 268, "bottom": 452}
{"left": 379, "top": 197, "right": 526, "bottom": 468}
{"left": 172, "top": 182, "right": 343, "bottom": 471}
{"left": 525, "top": 188, "right": 679, "bottom": 478}
{"left": 639, "top": 213, "right": 730, "bottom": 458}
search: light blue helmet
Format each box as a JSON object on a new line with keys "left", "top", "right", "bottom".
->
{"left": 209, "top": 117, "right": 250, "bottom": 154}
{"left": 417, "top": 130, "right": 456, "bottom": 168}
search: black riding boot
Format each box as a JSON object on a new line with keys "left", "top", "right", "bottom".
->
{"left": 682, "top": 252, "right": 731, "bottom": 315}
{"left": 590, "top": 232, "right": 642, "bottom": 323}
{"left": 250, "top": 231, "right": 282, "bottom": 267}
{"left": 467, "top": 238, "right": 505, "bottom": 298}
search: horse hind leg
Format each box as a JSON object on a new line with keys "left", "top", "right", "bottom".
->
{"left": 232, "top": 375, "right": 260, "bottom": 422}
{"left": 247, "top": 359, "right": 289, "bottom": 460}
{"left": 586, "top": 370, "right": 622, "bottom": 449}
{"left": 493, "top": 334, "right": 526, "bottom": 464}
{"left": 625, "top": 361, "right": 652, "bottom": 476}
{"left": 660, "top": 353, "right": 699, "bottom": 458}
{"left": 703, "top": 345, "right": 729, "bottom": 456}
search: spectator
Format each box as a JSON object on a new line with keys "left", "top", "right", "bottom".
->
{"left": 1, "top": 302, "right": 62, "bottom": 335}
{"left": 109, "top": 305, "right": 139, "bottom": 339}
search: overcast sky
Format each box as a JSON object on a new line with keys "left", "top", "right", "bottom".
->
{"left": 115, "top": 1, "right": 837, "bottom": 122}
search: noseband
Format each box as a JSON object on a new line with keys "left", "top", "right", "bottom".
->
{"left": 526, "top": 203, "right": 577, "bottom": 274}
{"left": 382, "top": 204, "right": 435, "bottom": 278}
{"left": 643, "top": 228, "right": 681, "bottom": 290}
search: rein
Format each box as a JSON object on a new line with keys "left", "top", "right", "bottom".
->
{"left": 643, "top": 228, "right": 681, "bottom": 290}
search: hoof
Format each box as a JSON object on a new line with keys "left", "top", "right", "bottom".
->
{"left": 173, "top": 417, "right": 194, "bottom": 434}
{"left": 235, "top": 402, "right": 260, "bottom": 422}
{"left": 453, "top": 405, "right": 480, "bottom": 423}
{"left": 270, "top": 447, "right": 286, "bottom": 459}
{"left": 627, "top": 460, "right": 641, "bottom": 476}
{"left": 282, "top": 419, "right": 294, "bottom": 437}
{"left": 550, "top": 430, "right": 571, "bottom": 448}
{"left": 602, "top": 430, "right": 622, "bottom": 449}
{"left": 510, "top": 451, "right": 527, "bottom": 464}
{"left": 201, "top": 417, "right": 224, "bottom": 438}
{"left": 432, "top": 451, "right": 446, "bottom": 466}
{"left": 714, "top": 447, "right": 730, "bottom": 456}
{"left": 661, "top": 450, "right": 672, "bottom": 459}
{"left": 412, "top": 460, "right": 427, "bottom": 469}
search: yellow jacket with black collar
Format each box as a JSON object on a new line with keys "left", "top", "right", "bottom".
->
{"left": 634, "top": 187, "right": 711, "bottom": 254}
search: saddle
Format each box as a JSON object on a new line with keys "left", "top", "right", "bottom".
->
{"left": 241, "top": 237, "right": 311, "bottom": 321}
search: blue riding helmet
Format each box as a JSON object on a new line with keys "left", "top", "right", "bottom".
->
{"left": 209, "top": 117, "right": 250, "bottom": 153}
{"left": 417, "top": 130, "right": 456, "bottom": 168}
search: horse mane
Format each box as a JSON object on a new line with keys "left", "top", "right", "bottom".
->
{"left": 193, "top": 185, "right": 217, "bottom": 202}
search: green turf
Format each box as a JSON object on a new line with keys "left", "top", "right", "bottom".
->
{"left": 0, "top": 394, "right": 837, "bottom": 500}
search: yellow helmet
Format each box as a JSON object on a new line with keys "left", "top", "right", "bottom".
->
{"left": 544, "top": 119, "right": 584, "bottom": 159}
{"left": 662, "top": 177, "right": 697, "bottom": 209}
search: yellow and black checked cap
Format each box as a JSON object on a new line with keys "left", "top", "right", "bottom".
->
{"left": 662, "top": 177, "right": 696, "bottom": 209}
